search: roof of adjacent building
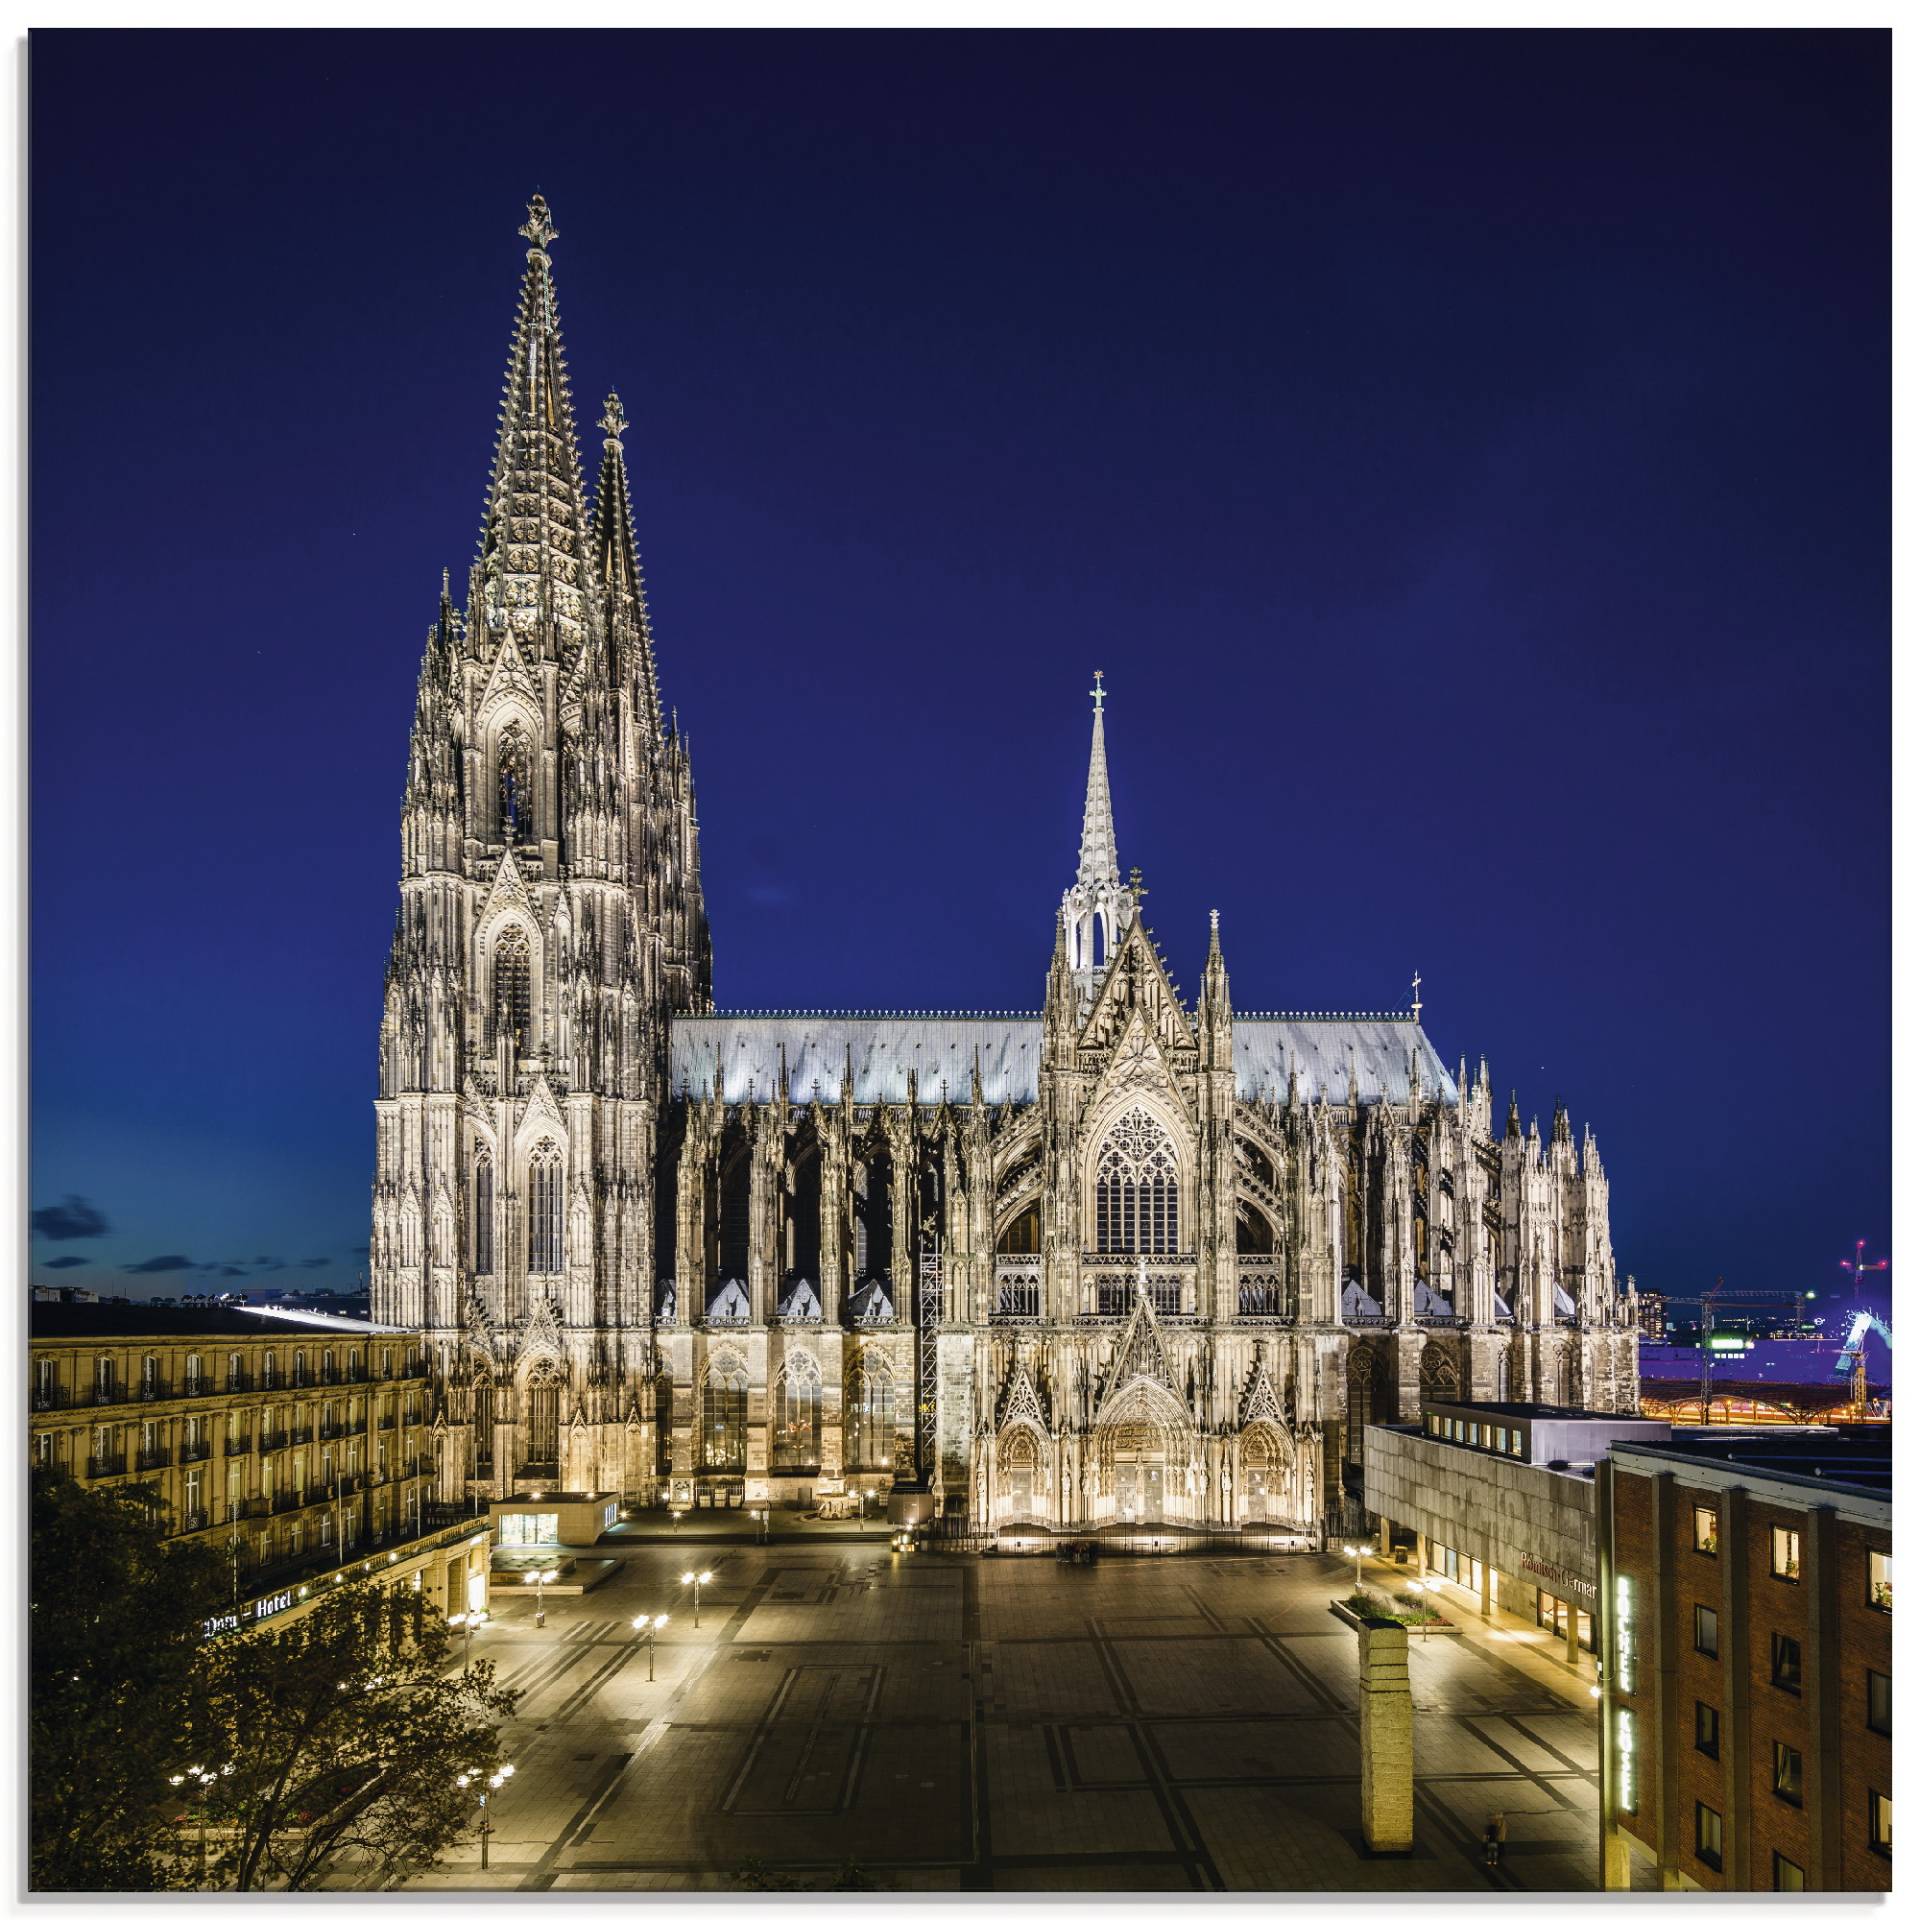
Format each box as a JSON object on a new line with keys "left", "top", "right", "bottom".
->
{"left": 668, "top": 1011, "right": 1456, "bottom": 1106}
{"left": 30, "top": 1301, "right": 410, "bottom": 1341}
{"left": 1609, "top": 1426, "right": 1893, "bottom": 1499}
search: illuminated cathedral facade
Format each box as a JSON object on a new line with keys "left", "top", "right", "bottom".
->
{"left": 371, "top": 199, "right": 1639, "bottom": 1538}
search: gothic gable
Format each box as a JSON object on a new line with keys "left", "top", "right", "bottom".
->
{"left": 1080, "top": 918, "right": 1195, "bottom": 1064}
{"left": 1238, "top": 1349, "right": 1286, "bottom": 1431}
{"left": 997, "top": 1355, "right": 1050, "bottom": 1435}
{"left": 477, "top": 631, "right": 540, "bottom": 727}
{"left": 1097, "top": 1271, "right": 1177, "bottom": 1416}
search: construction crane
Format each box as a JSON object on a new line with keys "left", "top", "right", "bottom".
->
{"left": 1656, "top": 1279, "right": 1819, "bottom": 1425}
{"left": 1832, "top": 1239, "right": 1891, "bottom": 1415}
{"left": 1831, "top": 1310, "right": 1893, "bottom": 1413}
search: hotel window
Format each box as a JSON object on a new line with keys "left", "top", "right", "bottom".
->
{"left": 1772, "top": 1741, "right": 1802, "bottom": 1805}
{"left": 1868, "top": 1791, "right": 1892, "bottom": 1856}
{"left": 1771, "top": 1525, "right": 1801, "bottom": 1582}
{"left": 1695, "top": 1802, "right": 1723, "bottom": 1872}
{"left": 1771, "top": 1632, "right": 1802, "bottom": 1693}
{"left": 1693, "top": 1506, "right": 1718, "bottom": 1556}
{"left": 1772, "top": 1855, "right": 1805, "bottom": 1892}
{"left": 1867, "top": 1549, "right": 1891, "bottom": 1612}
{"left": 1694, "top": 1701, "right": 1719, "bottom": 1757}
{"left": 33, "top": 1432, "right": 53, "bottom": 1469}
{"left": 1867, "top": 1669, "right": 1891, "bottom": 1735}
{"left": 1694, "top": 1605, "right": 1719, "bottom": 1658}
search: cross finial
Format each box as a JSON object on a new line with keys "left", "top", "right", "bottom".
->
{"left": 600, "top": 391, "right": 627, "bottom": 441}
{"left": 519, "top": 193, "right": 557, "bottom": 253}
{"left": 1411, "top": 969, "right": 1422, "bottom": 1023}
{"left": 1090, "top": 669, "right": 1106, "bottom": 713}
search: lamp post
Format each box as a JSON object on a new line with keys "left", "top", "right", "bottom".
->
{"left": 448, "top": 1607, "right": 487, "bottom": 1673}
{"left": 1407, "top": 1578, "right": 1434, "bottom": 1641}
{"left": 680, "top": 1568, "right": 713, "bottom": 1627}
{"left": 167, "top": 1761, "right": 232, "bottom": 1885}
{"left": 1343, "top": 1543, "right": 1364, "bottom": 1597}
{"left": 456, "top": 1762, "right": 514, "bottom": 1870}
{"left": 632, "top": 1611, "right": 670, "bottom": 1681}
{"left": 523, "top": 1566, "right": 558, "bottom": 1627}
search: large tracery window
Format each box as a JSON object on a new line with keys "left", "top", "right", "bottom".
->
{"left": 1094, "top": 1108, "right": 1181, "bottom": 1255}
{"left": 492, "top": 929, "right": 532, "bottom": 1049}
{"left": 703, "top": 1358, "right": 747, "bottom": 1471}
{"left": 772, "top": 1362, "right": 821, "bottom": 1471}
{"left": 847, "top": 1362, "right": 895, "bottom": 1471}
{"left": 497, "top": 725, "right": 534, "bottom": 843}
{"left": 529, "top": 1147, "right": 564, "bottom": 1273}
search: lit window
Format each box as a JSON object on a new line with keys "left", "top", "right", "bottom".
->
{"left": 1093, "top": 1109, "right": 1180, "bottom": 1255}
{"left": 1694, "top": 1506, "right": 1719, "bottom": 1556}
{"left": 1771, "top": 1632, "right": 1802, "bottom": 1692}
{"left": 1772, "top": 1854, "right": 1804, "bottom": 1892}
{"left": 1694, "top": 1701, "right": 1720, "bottom": 1757}
{"left": 1772, "top": 1741, "right": 1802, "bottom": 1805}
{"left": 529, "top": 1147, "right": 564, "bottom": 1273}
{"left": 1867, "top": 1669, "right": 1891, "bottom": 1736}
{"left": 1867, "top": 1549, "right": 1891, "bottom": 1613}
{"left": 1695, "top": 1802, "right": 1723, "bottom": 1871}
{"left": 1694, "top": 1605, "right": 1719, "bottom": 1658}
{"left": 1771, "top": 1526, "right": 1801, "bottom": 1582}
{"left": 1869, "top": 1790, "right": 1892, "bottom": 1855}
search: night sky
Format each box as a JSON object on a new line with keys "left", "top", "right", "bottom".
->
{"left": 30, "top": 31, "right": 1889, "bottom": 1322}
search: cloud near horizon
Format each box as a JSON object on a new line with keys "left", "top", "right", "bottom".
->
{"left": 43, "top": 1255, "right": 89, "bottom": 1270}
{"left": 32, "top": 1195, "right": 109, "bottom": 1240}
{"left": 121, "top": 1253, "right": 196, "bottom": 1274}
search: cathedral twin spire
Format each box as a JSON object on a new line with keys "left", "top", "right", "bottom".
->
{"left": 1061, "top": 671, "right": 1135, "bottom": 1003}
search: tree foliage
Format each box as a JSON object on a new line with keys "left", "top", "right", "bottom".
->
{"left": 29, "top": 1469, "right": 227, "bottom": 1890}
{"left": 190, "top": 1585, "right": 519, "bottom": 1889}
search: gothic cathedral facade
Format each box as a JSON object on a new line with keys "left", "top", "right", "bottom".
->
{"left": 371, "top": 200, "right": 1640, "bottom": 1539}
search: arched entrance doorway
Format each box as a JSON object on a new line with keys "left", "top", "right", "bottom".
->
{"left": 1094, "top": 1379, "right": 1192, "bottom": 1526}
{"left": 1238, "top": 1421, "right": 1288, "bottom": 1525}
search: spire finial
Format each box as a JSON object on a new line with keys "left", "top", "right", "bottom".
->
{"left": 1410, "top": 969, "right": 1422, "bottom": 1023}
{"left": 1090, "top": 667, "right": 1106, "bottom": 712}
{"left": 600, "top": 391, "right": 627, "bottom": 442}
{"left": 519, "top": 193, "right": 557, "bottom": 253}
{"left": 1073, "top": 673, "right": 1120, "bottom": 887}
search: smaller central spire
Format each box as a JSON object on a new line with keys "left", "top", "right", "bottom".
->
{"left": 1077, "top": 670, "right": 1119, "bottom": 887}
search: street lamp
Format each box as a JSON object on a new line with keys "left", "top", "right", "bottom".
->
{"left": 456, "top": 1761, "right": 515, "bottom": 1870}
{"left": 1406, "top": 1578, "right": 1434, "bottom": 1641}
{"left": 1342, "top": 1543, "right": 1365, "bottom": 1597}
{"left": 631, "top": 1610, "right": 670, "bottom": 1681}
{"left": 166, "top": 1761, "right": 232, "bottom": 1885}
{"left": 523, "top": 1566, "right": 558, "bottom": 1628}
{"left": 680, "top": 1568, "right": 713, "bottom": 1626}
{"left": 448, "top": 1607, "right": 488, "bottom": 1673}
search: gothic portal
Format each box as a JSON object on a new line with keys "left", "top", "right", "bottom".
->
{"left": 371, "top": 199, "right": 1640, "bottom": 1539}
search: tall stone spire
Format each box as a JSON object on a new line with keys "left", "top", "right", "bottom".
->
{"left": 1077, "top": 669, "right": 1120, "bottom": 886}
{"left": 1060, "top": 671, "right": 1133, "bottom": 1003}
{"left": 590, "top": 390, "right": 665, "bottom": 748}
{"left": 473, "top": 193, "right": 592, "bottom": 664}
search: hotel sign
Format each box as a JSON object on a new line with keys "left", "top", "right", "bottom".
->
{"left": 1519, "top": 1551, "right": 1597, "bottom": 1605}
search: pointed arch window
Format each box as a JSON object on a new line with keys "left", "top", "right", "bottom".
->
{"left": 847, "top": 1361, "right": 895, "bottom": 1471}
{"left": 529, "top": 1146, "right": 564, "bottom": 1273}
{"left": 497, "top": 725, "right": 534, "bottom": 843}
{"left": 702, "top": 1357, "right": 747, "bottom": 1471}
{"left": 524, "top": 1364, "right": 560, "bottom": 1468}
{"left": 1094, "top": 1108, "right": 1180, "bottom": 1255}
{"left": 474, "top": 1151, "right": 495, "bottom": 1275}
{"left": 472, "top": 1375, "right": 494, "bottom": 1470}
{"left": 772, "top": 1361, "right": 821, "bottom": 1472}
{"left": 492, "top": 930, "right": 532, "bottom": 1048}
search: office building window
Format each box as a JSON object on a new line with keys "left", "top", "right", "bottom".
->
{"left": 1694, "top": 1701, "right": 1720, "bottom": 1757}
{"left": 1771, "top": 1632, "right": 1802, "bottom": 1693}
{"left": 1867, "top": 1549, "right": 1891, "bottom": 1612}
{"left": 1771, "top": 1526, "right": 1801, "bottom": 1582}
{"left": 1868, "top": 1791, "right": 1892, "bottom": 1856}
{"left": 1867, "top": 1669, "right": 1891, "bottom": 1736}
{"left": 1773, "top": 1854, "right": 1804, "bottom": 1892}
{"left": 1695, "top": 1802, "right": 1723, "bottom": 1872}
{"left": 1694, "top": 1506, "right": 1719, "bottom": 1556}
{"left": 1694, "top": 1604, "right": 1719, "bottom": 1658}
{"left": 1772, "top": 1741, "right": 1802, "bottom": 1805}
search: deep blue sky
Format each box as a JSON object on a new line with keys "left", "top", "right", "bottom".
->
{"left": 30, "top": 30, "right": 1889, "bottom": 1319}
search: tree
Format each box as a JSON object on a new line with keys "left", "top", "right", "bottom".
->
{"left": 191, "top": 1584, "right": 518, "bottom": 1889}
{"left": 29, "top": 1470, "right": 228, "bottom": 1889}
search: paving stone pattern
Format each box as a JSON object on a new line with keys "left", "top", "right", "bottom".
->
{"left": 405, "top": 1545, "right": 1657, "bottom": 1892}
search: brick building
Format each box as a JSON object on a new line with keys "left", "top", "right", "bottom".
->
{"left": 1596, "top": 1427, "right": 1892, "bottom": 1890}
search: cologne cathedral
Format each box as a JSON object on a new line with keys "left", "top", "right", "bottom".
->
{"left": 371, "top": 199, "right": 1640, "bottom": 1539}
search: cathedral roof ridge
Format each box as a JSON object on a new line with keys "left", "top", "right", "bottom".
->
{"left": 1235, "top": 1009, "right": 1418, "bottom": 1022}
{"left": 701, "top": 1006, "right": 1036, "bottom": 1021}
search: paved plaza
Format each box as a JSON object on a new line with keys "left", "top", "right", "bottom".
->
{"left": 415, "top": 1542, "right": 1652, "bottom": 1893}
